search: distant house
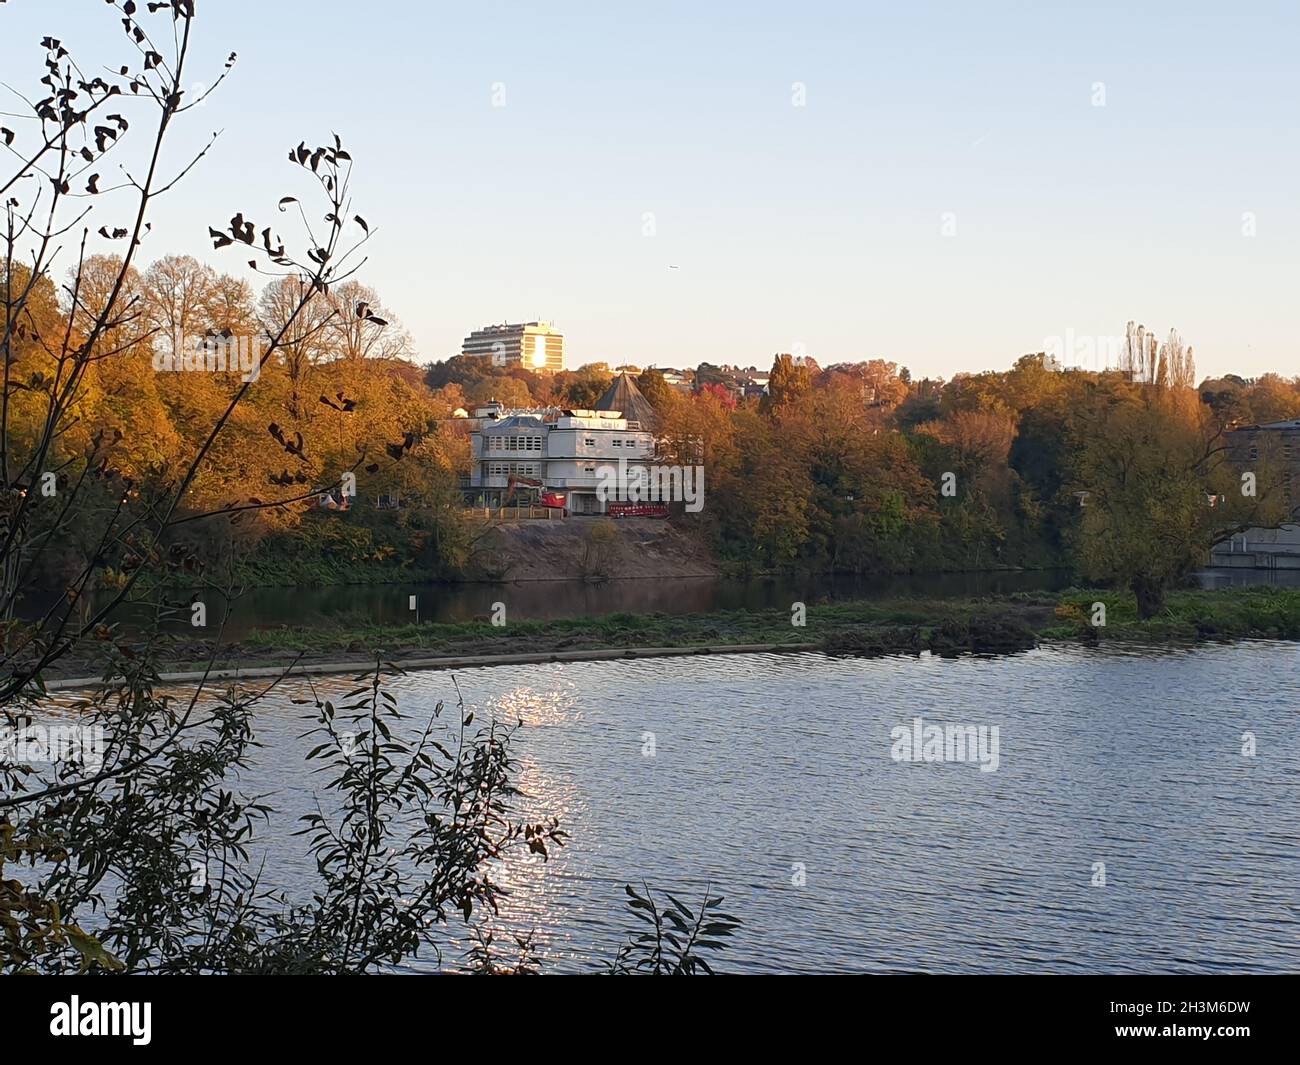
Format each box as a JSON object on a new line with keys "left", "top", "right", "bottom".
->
{"left": 1210, "top": 419, "right": 1300, "bottom": 568}
{"left": 463, "top": 400, "right": 555, "bottom": 434}
{"left": 692, "top": 363, "right": 770, "bottom": 402}
{"left": 658, "top": 369, "right": 692, "bottom": 393}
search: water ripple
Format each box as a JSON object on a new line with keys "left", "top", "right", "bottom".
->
{"left": 231, "top": 642, "right": 1300, "bottom": 973}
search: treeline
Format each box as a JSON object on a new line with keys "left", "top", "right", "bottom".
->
{"left": 434, "top": 337, "right": 1300, "bottom": 610}
{"left": 702, "top": 351, "right": 1293, "bottom": 602}
{"left": 8, "top": 256, "right": 469, "bottom": 589}
{"left": 13, "top": 252, "right": 1299, "bottom": 606}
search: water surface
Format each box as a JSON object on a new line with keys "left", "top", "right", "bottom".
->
{"left": 225, "top": 641, "right": 1300, "bottom": 973}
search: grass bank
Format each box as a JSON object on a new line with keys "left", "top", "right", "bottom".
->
{"left": 46, "top": 586, "right": 1300, "bottom": 681}
{"left": 1040, "top": 586, "right": 1300, "bottom": 641}
{"left": 234, "top": 585, "right": 1300, "bottom": 660}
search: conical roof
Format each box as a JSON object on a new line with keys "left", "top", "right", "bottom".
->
{"left": 595, "top": 372, "right": 658, "bottom": 428}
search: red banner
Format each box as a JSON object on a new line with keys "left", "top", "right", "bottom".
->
{"left": 607, "top": 503, "right": 669, "bottom": 518}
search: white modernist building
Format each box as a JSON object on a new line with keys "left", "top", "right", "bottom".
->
{"left": 469, "top": 407, "right": 655, "bottom": 514}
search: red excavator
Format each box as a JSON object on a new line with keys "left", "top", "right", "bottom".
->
{"left": 505, "top": 474, "right": 566, "bottom": 511}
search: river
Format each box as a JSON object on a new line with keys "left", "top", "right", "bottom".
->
{"left": 217, "top": 640, "right": 1299, "bottom": 973}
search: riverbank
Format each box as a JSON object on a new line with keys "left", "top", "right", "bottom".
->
{"left": 245, "top": 585, "right": 1300, "bottom": 651}
{"left": 465, "top": 517, "right": 718, "bottom": 580}
{"left": 39, "top": 586, "right": 1300, "bottom": 685}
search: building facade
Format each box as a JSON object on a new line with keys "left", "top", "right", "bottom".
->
{"left": 1226, "top": 418, "right": 1300, "bottom": 517}
{"left": 469, "top": 407, "right": 655, "bottom": 515}
{"left": 1211, "top": 524, "right": 1300, "bottom": 569}
{"left": 461, "top": 321, "right": 564, "bottom": 372}
{"left": 1210, "top": 418, "right": 1300, "bottom": 568}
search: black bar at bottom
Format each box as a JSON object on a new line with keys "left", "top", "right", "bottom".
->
{"left": 2, "top": 974, "right": 1293, "bottom": 1052}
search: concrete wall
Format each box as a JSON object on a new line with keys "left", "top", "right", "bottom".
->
{"left": 1210, "top": 524, "right": 1300, "bottom": 568}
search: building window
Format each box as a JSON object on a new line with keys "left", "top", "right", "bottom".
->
{"left": 487, "top": 462, "right": 538, "bottom": 477}
{"left": 612, "top": 439, "right": 622, "bottom": 447}
{"left": 482, "top": 433, "right": 543, "bottom": 452}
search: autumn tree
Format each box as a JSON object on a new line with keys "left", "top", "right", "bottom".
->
{"left": 142, "top": 254, "right": 216, "bottom": 357}
{"left": 258, "top": 273, "right": 332, "bottom": 420}
{"left": 1073, "top": 388, "right": 1286, "bottom": 616}
{"left": 779, "top": 378, "right": 934, "bottom": 570}
{"left": 325, "top": 279, "right": 413, "bottom": 364}
{"left": 554, "top": 363, "right": 612, "bottom": 408}
{"left": 818, "top": 359, "right": 909, "bottom": 410}
{"left": 1241, "top": 374, "right": 1300, "bottom": 425}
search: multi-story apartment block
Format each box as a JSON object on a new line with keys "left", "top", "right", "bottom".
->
{"left": 1211, "top": 418, "right": 1300, "bottom": 568}
{"left": 461, "top": 321, "right": 564, "bottom": 372}
{"left": 1227, "top": 418, "right": 1300, "bottom": 516}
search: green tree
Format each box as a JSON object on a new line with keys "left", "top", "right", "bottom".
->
{"left": 1073, "top": 392, "right": 1286, "bottom": 616}
{"left": 763, "top": 353, "right": 812, "bottom": 411}
{"left": 636, "top": 367, "right": 676, "bottom": 412}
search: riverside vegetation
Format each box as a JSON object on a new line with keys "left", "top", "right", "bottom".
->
{"left": 41, "top": 586, "right": 1300, "bottom": 679}
{"left": 218, "top": 586, "right": 1300, "bottom": 657}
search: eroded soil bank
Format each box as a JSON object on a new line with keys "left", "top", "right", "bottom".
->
{"left": 464, "top": 517, "right": 719, "bottom": 581}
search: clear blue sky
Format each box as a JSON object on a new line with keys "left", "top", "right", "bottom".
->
{"left": 2, "top": 1, "right": 1297, "bottom": 379}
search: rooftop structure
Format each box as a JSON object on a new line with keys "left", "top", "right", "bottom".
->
{"left": 594, "top": 372, "right": 658, "bottom": 429}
